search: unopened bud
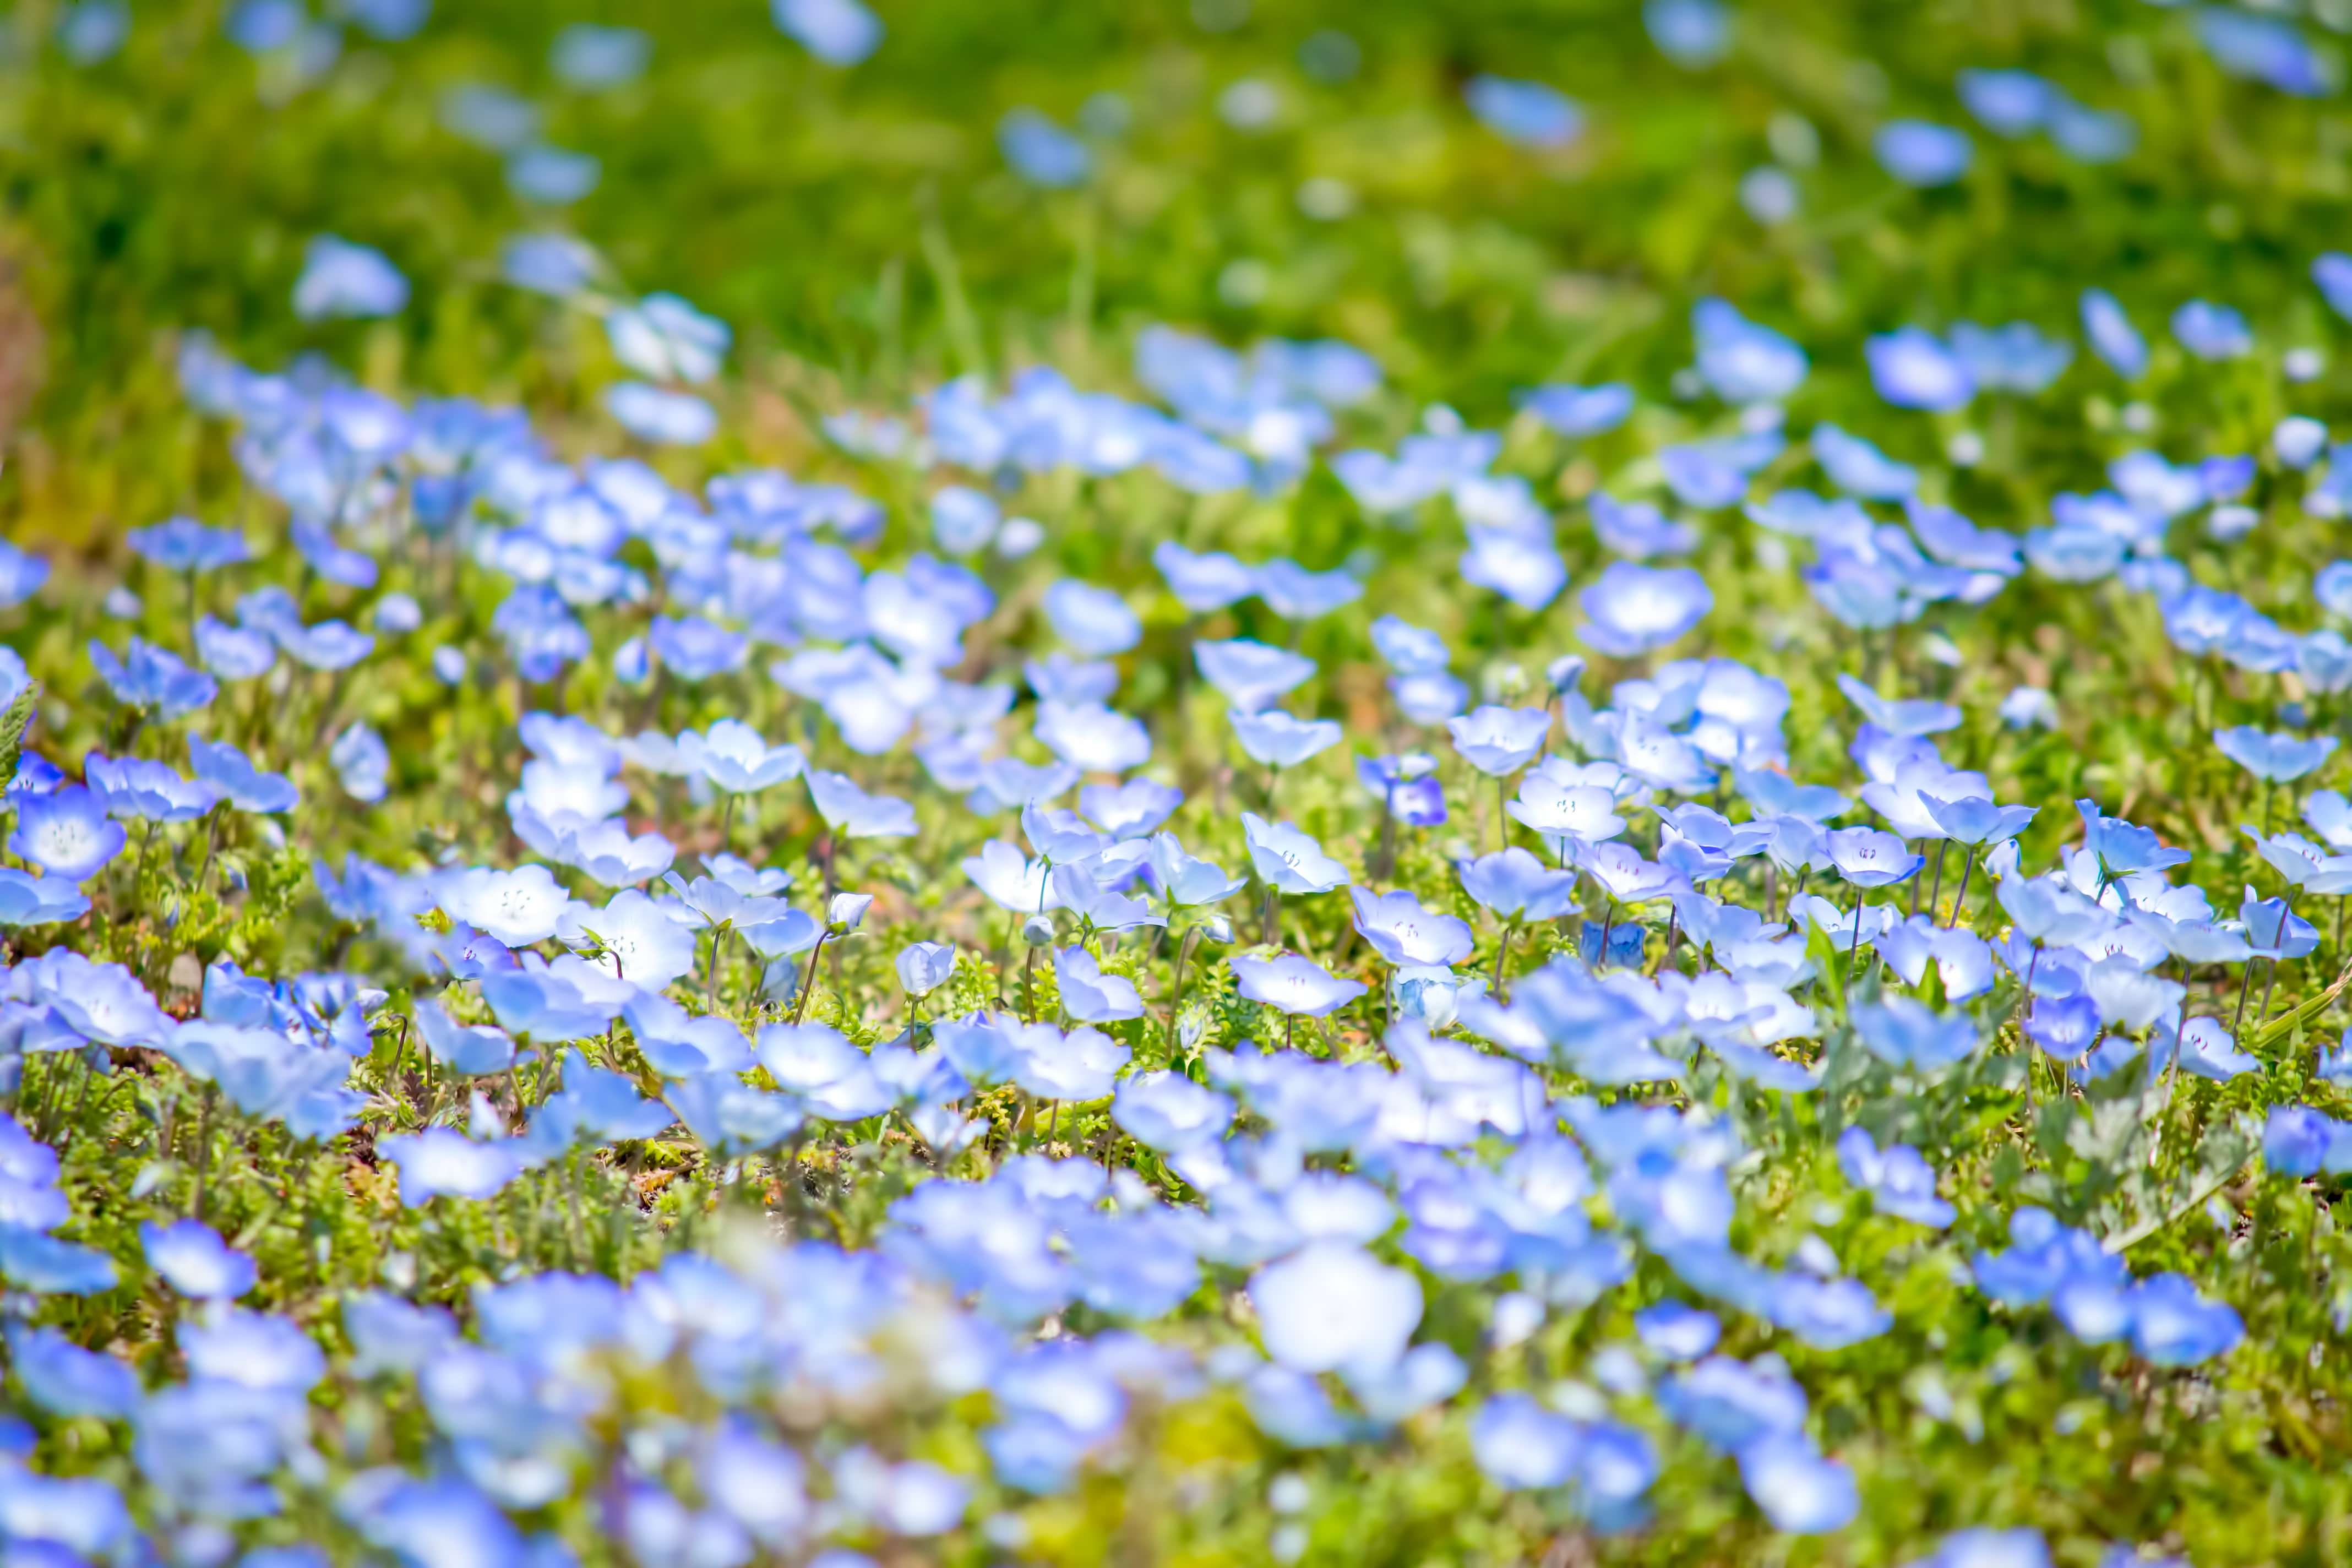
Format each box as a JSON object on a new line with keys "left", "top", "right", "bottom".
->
{"left": 1021, "top": 914, "right": 1055, "bottom": 946}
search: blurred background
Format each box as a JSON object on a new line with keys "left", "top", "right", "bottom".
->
{"left": 1, "top": 0, "right": 2344, "bottom": 549}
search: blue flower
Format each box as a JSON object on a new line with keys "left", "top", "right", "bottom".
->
{"left": 1834, "top": 1125, "right": 1954, "bottom": 1226}
{"left": 7, "top": 1324, "right": 140, "bottom": 1418}
{"left": 1736, "top": 1431, "right": 1858, "bottom": 1534}
{"left": 1692, "top": 300, "right": 1807, "bottom": 403}
{"left": 1866, "top": 327, "right": 1975, "bottom": 411}
{"left": 1229, "top": 952, "right": 1365, "bottom": 1016}
{"left": 1464, "top": 77, "right": 1582, "bottom": 149}
{"left": 1080, "top": 777, "right": 1182, "bottom": 837}
{"left": 1348, "top": 888, "right": 1473, "bottom": 967}
{"left": 2214, "top": 725, "right": 2335, "bottom": 783}
{"left": 189, "top": 736, "right": 298, "bottom": 813}
{"left": 1853, "top": 997, "right": 1978, "bottom": 1069}
{"left": 291, "top": 521, "right": 378, "bottom": 588}
{"left": 1461, "top": 526, "right": 1568, "bottom": 611}
{"left": 1469, "top": 1393, "right": 1581, "bottom": 1488}
{"left": 502, "top": 232, "right": 600, "bottom": 297}
{"left": 551, "top": 23, "right": 650, "bottom": 89}
{"left": 2173, "top": 300, "right": 2252, "bottom": 361}
{"left": 1875, "top": 121, "right": 1972, "bottom": 186}
{"left": 0, "top": 540, "right": 48, "bottom": 609}
{"left": 1196, "top": 639, "right": 1315, "bottom": 711}
{"left": 56, "top": 0, "right": 130, "bottom": 64}
{"left": 127, "top": 515, "right": 248, "bottom": 573}
{"left": 1645, "top": 0, "right": 1729, "bottom": 67}
{"left": 647, "top": 614, "right": 747, "bottom": 681}
{"left": 1043, "top": 580, "right": 1142, "bottom": 655}
{"left": 1589, "top": 492, "right": 1698, "bottom": 558}
{"left": 608, "top": 293, "right": 731, "bottom": 385}
{"left": 0, "top": 867, "right": 90, "bottom": 926}
{"left": 508, "top": 145, "right": 601, "bottom": 204}
{"left": 1456, "top": 847, "right": 1580, "bottom": 920}
{"left": 1578, "top": 564, "right": 1714, "bottom": 657}
{"left": 1520, "top": 383, "right": 1632, "bottom": 438}
{"left": 9, "top": 787, "right": 126, "bottom": 883}
{"left": 808, "top": 770, "right": 919, "bottom": 838}
{"left": 1958, "top": 68, "right": 2054, "bottom": 136}
{"left": 998, "top": 110, "right": 1091, "bottom": 187}
{"left": 2196, "top": 8, "right": 2328, "bottom": 96}
{"left": 91, "top": 636, "right": 217, "bottom": 717}
{"left": 0, "top": 1228, "right": 117, "bottom": 1294}
{"left": 2079, "top": 287, "right": 2148, "bottom": 378}
{"left": 1825, "top": 826, "right": 1922, "bottom": 888}
{"left": 292, "top": 235, "right": 409, "bottom": 320}
{"left": 608, "top": 383, "right": 716, "bottom": 444}
{"left": 1446, "top": 706, "right": 1550, "bottom": 776}
{"left": 1154, "top": 542, "right": 1257, "bottom": 612}
{"left": 1948, "top": 321, "right": 2073, "bottom": 394}
{"left": 1111, "top": 1069, "right": 1232, "bottom": 1151}
{"left": 772, "top": 0, "right": 883, "bottom": 66}
{"left": 140, "top": 1219, "right": 258, "bottom": 1299}
{"left": 331, "top": 724, "right": 391, "bottom": 803}
{"left": 1230, "top": 708, "right": 1341, "bottom": 770}
{"left": 1251, "top": 1242, "right": 1421, "bottom": 1371}
{"left": 1254, "top": 559, "right": 1362, "bottom": 621}
{"left": 1813, "top": 423, "right": 1918, "bottom": 500}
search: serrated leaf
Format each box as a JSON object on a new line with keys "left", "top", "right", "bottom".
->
{"left": 0, "top": 680, "right": 37, "bottom": 792}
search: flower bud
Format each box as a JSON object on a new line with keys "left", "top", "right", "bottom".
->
{"left": 1021, "top": 913, "right": 1055, "bottom": 946}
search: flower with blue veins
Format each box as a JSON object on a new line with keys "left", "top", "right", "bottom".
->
{"left": 9, "top": 787, "right": 126, "bottom": 883}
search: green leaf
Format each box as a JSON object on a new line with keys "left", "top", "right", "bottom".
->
{"left": 0, "top": 681, "right": 37, "bottom": 793}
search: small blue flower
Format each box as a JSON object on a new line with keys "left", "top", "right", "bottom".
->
{"left": 127, "top": 515, "right": 249, "bottom": 573}
{"left": 2079, "top": 288, "right": 2148, "bottom": 378}
{"left": 140, "top": 1219, "right": 258, "bottom": 1299}
{"left": 189, "top": 735, "right": 299, "bottom": 814}
{"left": 9, "top": 787, "right": 126, "bottom": 883}
{"left": 1874, "top": 121, "right": 1972, "bottom": 187}
{"left": 998, "top": 110, "right": 1091, "bottom": 187}
{"left": 607, "top": 383, "right": 716, "bottom": 444}
{"left": 1866, "top": 327, "right": 1975, "bottom": 411}
{"left": 292, "top": 236, "right": 409, "bottom": 321}
{"left": 1464, "top": 77, "right": 1583, "bottom": 149}
{"left": 772, "top": 0, "right": 883, "bottom": 66}
{"left": 1577, "top": 563, "right": 1713, "bottom": 656}
{"left": 2214, "top": 725, "right": 2336, "bottom": 783}
{"left": 2172, "top": 300, "right": 2252, "bottom": 361}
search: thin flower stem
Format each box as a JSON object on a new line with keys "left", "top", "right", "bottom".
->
{"left": 1164, "top": 924, "right": 1202, "bottom": 1060}
{"left": 1946, "top": 847, "right": 1977, "bottom": 930}
{"left": 790, "top": 935, "right": 830, "bottom": 1026}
